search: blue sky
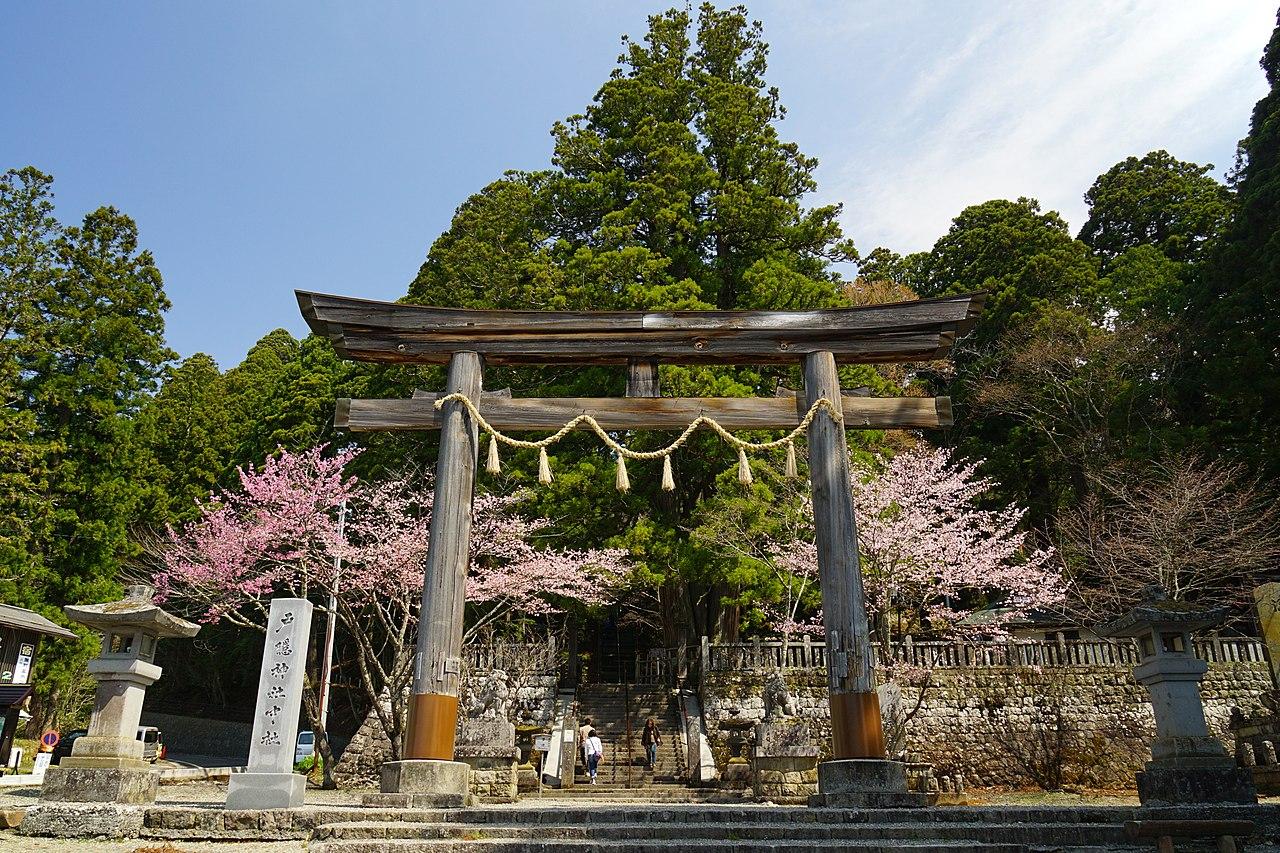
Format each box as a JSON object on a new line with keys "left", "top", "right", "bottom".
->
{"left": 3, "top": 2, "right": 1273, "bottom": 368}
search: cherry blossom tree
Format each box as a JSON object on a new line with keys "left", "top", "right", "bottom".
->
{"left": 152, "top": 443, "right": 358, "bottom": 627}
{"left": 768, "top": 445, "right": 1065, "bottom": 657}
{"left": 151, "top": 446, "right": 631, "bottom": 770}
{"left": 335, "top": 475, "right": 628, "bottom": 758}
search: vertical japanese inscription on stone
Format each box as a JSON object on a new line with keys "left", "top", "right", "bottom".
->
{"left": 247, "top": 598, "right": 313, "bottom": 774}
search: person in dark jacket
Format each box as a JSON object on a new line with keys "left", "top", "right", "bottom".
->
{"left": 641, "top": 718, "right": 661, "bottom": 771}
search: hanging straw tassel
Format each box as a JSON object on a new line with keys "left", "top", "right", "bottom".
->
{"left": 615, "top": 454, "right": 631, "bottom": 493}
{"left": 737, "top": 447, "right": 753, "bottom": 486}
{"left": 538, "top": 447, "right": 553, "bottom": 484}
{"left": 486, "top": 435, "right": 501, "bottom": 474}
{"left": 661, "top": 454, "right": 675, "bottom": 492}
{"left": 784, "top": 442, "right": 798, "bottom": 479}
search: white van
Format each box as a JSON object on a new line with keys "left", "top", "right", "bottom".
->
{"left": 295, "top": 730, "right": 315, "bottom": 766}
{"left": 136, "top": 726, "right": 164, "bottom": 763}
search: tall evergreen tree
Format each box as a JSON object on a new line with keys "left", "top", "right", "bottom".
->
{"left": 1079, "top": 150, "right": 1233, "bottom": 268}
{"left": 407, "top": 4, "right": 863, "bottom": 644}
{"left": 1184, "top": 12, "right": 1280, "bottom": 474}
{"left": 0, "top": 169, "right": 173, "bottom": 725}
{"left": 0, "top": 168, "right": 58, "bottom": 606}
{"left": 137, "top": 353, "right": 236, "bottom": 520}
{"left": 911, "top": 198, "right": 1100, "bottom": 527}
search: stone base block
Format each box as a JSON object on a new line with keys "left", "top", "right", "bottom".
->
{"left": 370, "top": 759, "right": 468, "bottom": 808}
{"left": 809, "top": 759, "right": 928, "bottom": 808}
{"left": 39, "top": 766, "right": 157, "bottom": 804}
{"left": 753, "top": 754, "right": 819, "bottom": 803}
{"left": 362, "top": 791, "right": 469, "bottom": 808}
{"left": 459, "top": 755, "right": 518, "bottom": 803}
{"left": 1137, "top": 762, "right": 1257, "bottom": 806}
{"left": 66, "top": 735, "right": 144, "bottom": 763}
{"left": 19, "top": 802, "right": 144, "bottom": 838}
{"left": 517, "top": 765, "right": 540, "bottom": 793}
{"left": 809, "top": 790, "right": 932, "bottom": 807}
{"left": 225, "top": 771, "right": 307, "bottom": 809}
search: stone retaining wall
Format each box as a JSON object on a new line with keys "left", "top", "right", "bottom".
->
{"left": 333, "top": 672, "right": 558, "bottom": 786}
{"left": 701, "top": 661, "right": 1272, "bottom": 788}
{"left": 138, "top": 712, "right": 251, "bottom": 762}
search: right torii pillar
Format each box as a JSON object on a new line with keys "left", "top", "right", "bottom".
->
{"left": 804, "top": 351, "right": 926, "bottom": 808}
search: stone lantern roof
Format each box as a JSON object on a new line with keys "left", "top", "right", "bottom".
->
{"left": 63, "top": 584, "right": 199, "bottom": 640}
{"left": 1095, "top": 585, "right": 1226, "bottom": 639}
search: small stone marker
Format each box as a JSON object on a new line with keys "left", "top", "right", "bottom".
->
{"left": 226, "top": 598, "right": 314, "bottom": 809}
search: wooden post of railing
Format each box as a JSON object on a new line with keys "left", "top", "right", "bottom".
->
{"left": 700, "top": 635, "right": 710, "bottom": 677}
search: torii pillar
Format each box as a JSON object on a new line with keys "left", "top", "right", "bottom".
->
{"left": 804, "top": 351, "right": 924, "bottom": 807}
{"left": 366, "top": 351, "right": 482, "bottom": 808}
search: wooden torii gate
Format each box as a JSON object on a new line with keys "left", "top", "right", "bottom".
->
{"left": 298, "top": 289, "right": 983, "bottom": 802}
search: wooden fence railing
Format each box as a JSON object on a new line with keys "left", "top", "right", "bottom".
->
{"left": 466, "top": 639, "right": 559, "bottom": 674}
{"left": 686, "top": 634, "right": 1267, "bottom": 673}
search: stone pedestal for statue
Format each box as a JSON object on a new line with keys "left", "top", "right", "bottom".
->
{"left": 456, "top": 717, "right": 519, "bottom": 803}
{"left": 753, "top": 718, "right": 819, "bottom": 803}
{"left": 226, "top": 599, "right": 314, "bottom": 810}
{"left": 39, "top": 586, "right": 198, "bottom": 805}
{"left": 453, "top": 669, "right": 518, "bottom": 803}
{"left": 752, "top": 673, "right": 820, "bottom": 803}
{"left": 1098, "top": 586, "right": 1256, "bottom": 807}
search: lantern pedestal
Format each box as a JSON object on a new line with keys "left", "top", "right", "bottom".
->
{"left": 1098, "top": 586, "right": 1257, "bottom": 807}
{"left": 39, "top": 586, "right": 199, "bottom": 806}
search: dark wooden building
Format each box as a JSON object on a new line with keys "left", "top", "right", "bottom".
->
{"left": 0, "top": 604, "right": 78, "bottom": 766}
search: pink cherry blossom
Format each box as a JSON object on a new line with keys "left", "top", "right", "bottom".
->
{"left": 767, "top": 445, "right": 1064, "bottom": 649}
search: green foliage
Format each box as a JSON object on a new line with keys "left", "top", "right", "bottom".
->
{"left": 914, "top": 197, "right": 1099, "bottom": 347}
{"left": 137, "top": 354, "right": 236, "bottom": 520}
{"left": 1182, "top": 11, "right": 1280, "bottom": 475}
{"left": 1079, "top": 150, "right": 1233, "bottom": 267}
{"left": 0, "top": 167, "right": 172, "bottom": 728}
{"left": 1096, "top": 244, "right": 1186, "bottom": 325}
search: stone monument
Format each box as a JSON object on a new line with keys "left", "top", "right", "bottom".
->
{"left": 40, "top": 585, "right": 199, "bottom": 805}
{"left": 455, "top": 669, "right": 519, "bottom": 803}
{"left": 226, "top": 598, "right": 314, "bottom": 809}
{"left": 753, "top": 672, "right": 820, "bottom": 803}
{"left": 1097, "top": 585, "right": 1256, "bottom": 806}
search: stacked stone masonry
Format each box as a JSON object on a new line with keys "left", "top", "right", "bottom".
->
{"left": 702, "top": 661, "right": 1271, "bottom": 788}
{"left": 334, "top": 672, "right": 558, "bottom": 787}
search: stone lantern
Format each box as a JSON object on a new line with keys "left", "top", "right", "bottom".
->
{"left": 1097, "top": 586, "right": 1256, "bottom": 806}
{"left": 40, "top": 584, "right": 199, "bottom": 805}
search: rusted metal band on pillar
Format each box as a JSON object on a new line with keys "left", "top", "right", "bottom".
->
{"left": 403, "top": 693, "right": 459, "bottom": 760}
{"left": 830, "top": 691, "right": 887, "bottom": 759}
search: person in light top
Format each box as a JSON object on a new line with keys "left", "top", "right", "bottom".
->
{"left": 584, "top": 728, "right": 603, "bottom": 784}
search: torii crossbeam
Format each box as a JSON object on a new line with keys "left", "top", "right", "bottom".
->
{"left": 299, "top": 289, "right": 984, "bottom": 806}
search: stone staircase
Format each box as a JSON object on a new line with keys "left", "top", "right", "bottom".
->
{"left": 304, "top": 803, "right": 1265, "bottom": 852}
{"left": 570, "top": 684, "right": 687, "bottom": 794}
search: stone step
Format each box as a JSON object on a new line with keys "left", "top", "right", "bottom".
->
{"left": 311, "top": 838, "right": 1036, "bottom": 853}
{"left": 311, "top": 819, "right": 1133, "bottom": 846}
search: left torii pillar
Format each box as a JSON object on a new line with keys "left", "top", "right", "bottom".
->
{"left": 368, "top": 351, "right": 482, "bottom": 808}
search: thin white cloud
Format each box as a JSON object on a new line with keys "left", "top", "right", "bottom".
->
{"left": 817, "top": 1, "right": 1275, "bottom": 255}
